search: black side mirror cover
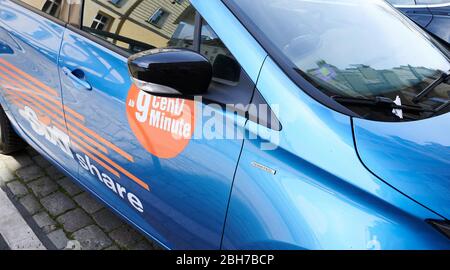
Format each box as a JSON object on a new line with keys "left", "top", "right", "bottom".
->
{"left": 128, "top": 48, "right": 212, "bottom": 96}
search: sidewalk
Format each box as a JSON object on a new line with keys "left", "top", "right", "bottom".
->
{"left": 0, "top": 185, "right": 45, "bottom": 250}
{"left": 0, "top": 146, "right": 159, "bottom": 250}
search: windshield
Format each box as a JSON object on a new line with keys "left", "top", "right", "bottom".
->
{"left": 225, "top": 0, "right": 450, "bottom": 120}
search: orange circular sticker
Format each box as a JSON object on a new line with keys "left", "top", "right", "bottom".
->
{"left": 126, "top": 85, "right": 195, "bottom": 159}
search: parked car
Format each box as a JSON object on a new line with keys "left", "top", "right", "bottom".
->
{"left": 388, "top": 0, "right": 450, "bottom": 43}
{"left": 0, "top": 0, "right": 449, "bottom": 250}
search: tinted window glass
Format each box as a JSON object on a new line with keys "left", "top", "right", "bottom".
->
{"left": 226, "top": 0, "right": 450, "bottom": 120}
{"left": 81, "top": 0, "right": 195, "bottom": 54}
{"left": 18, "top": 0, "right": 80, "bottom": 23}
{"left": 200, "top": 21, "right": 241, "bottom": 85}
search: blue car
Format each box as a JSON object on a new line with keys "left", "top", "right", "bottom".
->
{"left": 388, "top": 0, "right": 450, "bottom": 44}
{"left": 0, "top": 0, "right": 449, "bottom": 250}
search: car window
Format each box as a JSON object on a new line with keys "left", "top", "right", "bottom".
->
{"left": 200, "top": 21, "right": 241, "bottom": 86}
{"left": 225, "top": 0, "right": 450, "bottom": 121}
{"left": 16, "top": 0, "right": 79, "bottom": 23}
{"left": 80, "top": 0, "right": 195, "bottom": 54}
{"left": 387, "top": 0, "right": 416, "bottom": 5}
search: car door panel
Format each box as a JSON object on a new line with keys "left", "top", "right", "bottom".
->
{"left": 58, "top": 23, "right": 251, "bottom": 248}
{"left": 0, "top": 0, "right": 78, "bottom": 175}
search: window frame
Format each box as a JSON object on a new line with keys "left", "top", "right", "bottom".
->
{"left": 70, "top": 0, "right": 204, "bottom": 58}
{"left": 67, "top": 0, "right": 131, "bottom": 57}
{"left": 108, "top": 0, "right": 125, "bottom": 7}
{"left": 91, "top": 11, "right": 113, "bottom": 31}
{"left": 148, "top": 8, "right": 170, "bottom": 28}
{"left": 42, "top": 0, "right": 63, "bottom": 17}
{"left": 10, "top": 0, "right": 68, "bottom": 26}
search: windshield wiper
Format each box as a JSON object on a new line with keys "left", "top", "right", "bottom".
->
{"left": 332, "top": 96, "right": 434, "bottom": 113}
{"left": 412, "top": 71, "right": 450, "bottom": 103}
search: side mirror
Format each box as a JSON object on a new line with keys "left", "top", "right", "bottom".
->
{"left": 128, "top": 48, "right": 212, "bottom": 96}
{"left": 212, "top": 54, "right": 241, "bottom": 84}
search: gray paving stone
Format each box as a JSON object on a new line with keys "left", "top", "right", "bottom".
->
{"left": 57, "top": 177, "right": 82, "bottom": 196}
{"left": 19, "top": 194, "right": 42, "bottom": 215}
{"left": 0, "top": 167, "right": 16, "bottom": 184}
{"left": 47, "top": 229, "right": 68, "bottom": 250}
{"left": 6, "top": 180, "right": 28, "bottom": 197}
{"left": 16, "top": 166, "right": 45, "bottom": 183}
{"left": 92, "top": 208, "right": 124, "bottom": 232}
{"left": 40, "top": 192, "right": 76, "bottom": 217}
{"left": 74, "top": 192, "right": 104, "bottom": 214}
{"left": 56, "top": 208, "right": 93, "bottom": 233}
{"left": 45, "top": 166, "right": 65, "bottom": 180}
{"left": 109, "top": 225, "right": 143, "bottom": 248}
{"left": 4, "top": 154, "right": 33, "bottom": 171}
{"left": 131, "top": 240, "right": 155, "bottom": 250}
{"left": 73, "top": 225, "right": 112, "bottom": 250}
{"left": 28, "top": 177, "right": 58, "bottom": 198}
{"left": 32, "top": 155, "right": 52, "bottom": 169}
{"left": 32, "top": 212, "right": 57, "bottom": 233}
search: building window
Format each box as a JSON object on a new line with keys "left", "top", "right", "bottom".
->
{"left": 91, "top": 12, "right": 112, "bottom": 31}
{"left": 109, "top": 0, "right": 124, "bottom": 7}
{"left": 42, "top": 0, "right": 62, "bottom": 17}
{"left": 148, "top": 8, "right": 170, "bottom": 28}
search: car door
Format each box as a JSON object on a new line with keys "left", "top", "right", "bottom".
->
{"left": 421, "top": 0, "right": 450, "bottom": 43}
{"left": 0, "top": 0, "right": 78, "bottom": 175}
{"left": 58, "top": 0, "right": 258, "bottom": 249}
{"left": 389, "top": 0, "right": 434, "bottom": 27}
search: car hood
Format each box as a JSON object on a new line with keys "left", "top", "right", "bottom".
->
{"left": 353, "top": 113, "right": 450, "bottom": 219}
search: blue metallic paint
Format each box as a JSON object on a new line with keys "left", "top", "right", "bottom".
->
{"left": 0, "top": 0, "right": 79, "bottom": 176}
{"left": 354, "top": 114, "right": 450, "bottom": 219}
{"left": 59, "top": 26, "right": 249, "bottom": 249}
{"left": 222, "top": 57, "right": 450, "bottom": 249}
{"left": 0, "top": 0, "right": 448, "bottom": 249}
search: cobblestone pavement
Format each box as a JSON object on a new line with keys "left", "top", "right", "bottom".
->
{"left": 0, "top": 146, "right": 160, "bottom": 250}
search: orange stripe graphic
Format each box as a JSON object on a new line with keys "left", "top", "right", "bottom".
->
{"left": 0, "top": 78, "right": 110, "bottom": 154}
{"left": 0, "top": 59, "right": 58, "bottom": 96}
{"left": 65, "top": 114, "right": 134, "bottom": 162}
{"left": 0, "top": 65, "right": 133, "bottom": 162}
{"left": 71, "top": 141, "right": 121, "bottom": 178}
{"left": 0, "top": 62, "right": 148, "bottom": 189}
{"left": 7, "top": 93, "right": 123, "bottom": 179}
{"left": 71, "top": 134, "right": 149, "bottom": 190}
{"left": 0, "top": 64, "right": 85, "bottom": 122}
{"left": 3, "top": 85, "right": 110, "bottom": 155}
{"left": 9, "top": 93, "right": 121, "bottom": 179}
{"left": 0, "top": 76, "right": 64, "bottom": 117}
{"left": 3, "top": 89, "right": 149, "bottom": 191}
{"left": 7, "top": 94, "right": 65, "bottom": 132}
{"left": 9, "top": 94, "right": 126, "bottom": 184}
